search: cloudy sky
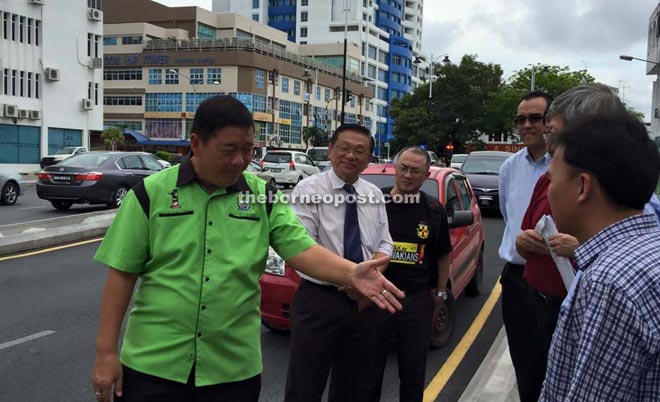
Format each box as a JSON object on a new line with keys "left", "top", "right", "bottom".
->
{"left": 156, "top": 0, "right": 659, "bottom": 119}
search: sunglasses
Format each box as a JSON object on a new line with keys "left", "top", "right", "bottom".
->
{"left": 514, "top": 114, "right": 545, "bottom": 125}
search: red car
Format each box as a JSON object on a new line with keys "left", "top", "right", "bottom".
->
{"left": 260, "top": 165, "right": 485, "bottom": 348}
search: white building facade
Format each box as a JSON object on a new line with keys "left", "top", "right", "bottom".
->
{"left": 648, "top": 3, "right": 660, "bottom": 143}
{"left": 212, "top": 0, "right": 424, "bottom": 157}
{"left": 0, "top": 0, "right": 103, "bottom": 171}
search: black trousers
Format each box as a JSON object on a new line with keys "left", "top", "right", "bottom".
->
{"left": 518, "top": 287, "right": 561, "bottom": 402}
{"left": 500, "top": 263, "right": 529, "bottom": 400}
{"left": 369, "top": 289, "right": 435, "bottom": 402}
{"left": 115, "top": 365, "right": 260, "bottom": 402}
{"left": 284, "top": 279, "right": 380, "bottom": 402}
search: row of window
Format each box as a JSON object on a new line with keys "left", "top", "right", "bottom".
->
{"left": 87, "top": 33, "right": 102, "bottom": 58}
{"left": 104, "top": 120, "right": 142, "bottom": 131}
{"left": 148, "top": 68, "right": 222, "bottom": 85}
{"left": 87, "top": 82, "right": 100, "bottom": 105}
{"left": 1, "top": 12, "right": 41, "bottom": 45}
{"left": 103, "top": 96, "right": 143, "bottom": 106}
{"left": 103, "top": 36, "right": 144, "bottom": 46}
{"left": 2, "top": 69, "right": 40, "bottom": 99}
{"left": 104, "top": 69, "right": 143, "bottom": 81}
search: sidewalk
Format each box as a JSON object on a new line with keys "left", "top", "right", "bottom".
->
{"left": 458, "top": 327, "right": 519, "bottom": 402}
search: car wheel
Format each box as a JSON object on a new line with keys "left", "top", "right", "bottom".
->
{"left": 430, "top": 292, "right": 455, "bottom": 349}
{"left": 0, "top": 181, "right": 19, "bottom": 205}
{"left": 108, "top": 185, "right": 129, "bottom": 209}
{"left": 51, "top": 200, "right": 73, "bottom": 210}
{"left": 465, "top": 248, "right": 484, "bottom": 297}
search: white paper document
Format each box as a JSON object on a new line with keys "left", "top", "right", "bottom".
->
{"left": 534, "top": 215, "right": 576, "bottom": 291}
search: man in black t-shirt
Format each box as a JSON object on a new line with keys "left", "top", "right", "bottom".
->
{"left": 369, "top": 146, "right": 453, "bottom": 402}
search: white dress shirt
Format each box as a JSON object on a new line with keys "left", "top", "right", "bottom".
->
{"left": 290, "top": 168, "right": 393, "bottom": 286}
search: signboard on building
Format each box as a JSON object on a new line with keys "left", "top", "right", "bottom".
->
{"left": 253, "top": 112, "right": 272, "bottom": 122}
{"left": 486, "top": 143, "right": 525, "bottom": 153}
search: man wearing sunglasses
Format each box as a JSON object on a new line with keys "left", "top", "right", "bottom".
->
{"left": 497, "top": 90, "right": 553, "bottom": 400}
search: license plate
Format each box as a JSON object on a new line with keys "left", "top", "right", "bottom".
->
{"left": 52, "top": 175, "right": 71, "bottom": 181}
{"left": 270, "top": 168, "right": 282, "bottom": 173}
{"left": 479, "top": 196, "right": 492, "bottom": 205}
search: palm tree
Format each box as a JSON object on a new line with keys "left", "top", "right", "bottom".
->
{"left": 101, "top": 126, "right": 125, "bottom": 151}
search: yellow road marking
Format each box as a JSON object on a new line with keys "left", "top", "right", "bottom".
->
{"left": 423, "top": 280, "right": 502, "bottom": 402}
{"left": 0, "top": 238, "right": 103, "bottom": 262}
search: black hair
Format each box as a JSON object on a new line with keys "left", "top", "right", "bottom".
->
{"left": 190, "top": 95, "right": 255, "bottom": 143}
{"left": 521, "top": 90, "right": 553, "bottom": 115}
{"left": 330, "top": 123, "right": 375, "bottom": 152}
{"left": 556, "top": 113, "right": 660, "bottom": 210}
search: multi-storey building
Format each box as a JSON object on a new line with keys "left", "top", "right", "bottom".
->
{"left": 0, "top": 0, "right": 103, "bottom": 170}
{"left": 647, "top": 3, "right": 660, "bottom": 142}
{"left": 103, "top": 0, "right": 372, "bottom": 156}
{"left": 212, "top": 0, "right": 425, "bottom": 157}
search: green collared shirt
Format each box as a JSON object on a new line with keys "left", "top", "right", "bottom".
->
{"left": 94, "top": 158, "right": 315, "bottom": 385}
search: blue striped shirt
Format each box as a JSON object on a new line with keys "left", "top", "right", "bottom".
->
{"left": 498, "top": 148, "right": 551, "bottom": 265}
{"left": 540, "top": 214, "right": 660, "bottom": 402}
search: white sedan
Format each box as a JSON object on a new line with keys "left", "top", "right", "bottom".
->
{"left": 0, "top": 168, "right": 24, "bottom": 205}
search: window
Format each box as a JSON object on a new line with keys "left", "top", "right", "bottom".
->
{"left": 3, "top": 69, "right": 8, "bottom": 95}
{"left": 256, "top": 70, "right": 265, "bottom": 88}
{"left": 11, "top": 14, "right": 16, "bottom": 41}
{"left": 294, "top": 80, "right": 301, "bottom": 96}
{"left": 378, "top": 68, "right": 387, "bottom": 81}
{"left": 87, "top": 33, "right": 93, "bottom": 57}
{"left": 301, "top": 0, "right": 308, "bottom": 5}
{"left": 88, "top": 0, "right": 103, "bottom": 9}
{"left": 165, "top": 69, "right": 179, "bottom": 85}
{"left": 145, "top": 93, "right": 183, "bottom": 112}
{"left": 103, "top": 96, "right": 143, "bottom": 106}
{"left": 27, "top": 18, "right": 32, "bottom": 44}
{"left": 324, "top": 88, "right": 330, "bottom": 102}
{"left": 35, "top": 73, "right": 40, "bottom": 98}
{"left": 145, "top": 119, "right": 182, "bottom": 139}
{"left": 27, "top": 72, "right": 32, "bottom": 98}
{"left": 19, "top": 16, "right": 24, "bottom": 43}
{"left": 103, "top": 36, "right": 117, "bottom": 45}
{"left": 367, "top": 64, "right": 376, "bottom": 79}
{"left": 252, "top": 14, "right": 259, "bottom": 21}
{"left": 197, "top": 23, "right": 216, "bottom": 39}
{"left": 2, "top": 13, "right": 8, "bottom": 40}
{"left": 300, "top": 27, "right": 307, "bottom": 38}
{"left": 455, "top": 179, "right": 473, "bottom": 210}
{"left": 35, "top": 20, "right": 40, "bottom": 46}
{"left": 301, "top": 11, "right": 308, "bottom": 22}
{"left": 94, "top": 35, "right": 101, "bottom": 57}
{"left": 95, "top": 83, "right": 99, "bottom": 105}
{"left": 392, "top": 54, "right": 401, "bottom": 65}
{"left": 148, "top": 69, "right": 162, "bottom": 85}
{"left": 104, "top": 69, "right": 143, "bottom": 81}
{"left": 88, "top": 82, "right": 92, "bottom": 100}
{"left": 122, "top": 36, "right": 142, "bottom": 45}
{"left": 368, "top": 45, "right": 377, "bottom": 60}
{"left": 253, "top": 0, "right": 259, "bottom": 8}
{"left": 316, "top": 86, "right": 321, "bottom": 101}
{"left": 207, "top": 68, "right": 221, "bottom": 84}
{"left": 19, "top": 71, "right": 24, "bottom": 97}
{"left": 190, "top": 68, "right": 204, "bottom": 85}
{"left": 11, "top": 70, "right": 16, "bottom": 96}
{"left": 282, "top": 77, "right": 289, "bottom": 93}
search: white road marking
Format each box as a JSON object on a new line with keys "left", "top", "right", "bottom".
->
{"left": 0, "top": 330, "right": 56, "bottom": 351}
{"left": 18, "top": 206, "right": 47, "bottom": 210}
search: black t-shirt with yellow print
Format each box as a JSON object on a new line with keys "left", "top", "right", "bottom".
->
{"left": 381, "top": 187, "right": 453, "bottom": 292}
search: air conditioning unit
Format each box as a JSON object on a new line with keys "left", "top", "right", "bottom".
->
{"left": 45, "top": 68, "right": 60, "bottom": 81}
{"left": 4, "top": 104, "right": 18, "bottom": 118}
{"left": 81, "top": 99, "right": 93, "bottom": 110}
{"left": 28, "top": 0, "right": 45, "bottom": 5}
{"left": 18, "top": 109, "right": 29, "bottom": 119}
{"left": 88, "top": 57, "right": 103, "bottom": 69}
{"left": 30, "top": 110, "right": 41, "bottom": 120}
{"left": 87, "top": 8, "right": 103, "bottom": 21}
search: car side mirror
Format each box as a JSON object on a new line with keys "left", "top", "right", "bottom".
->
{"left": 448, "top": 210, "right": 474, "bottom": 228}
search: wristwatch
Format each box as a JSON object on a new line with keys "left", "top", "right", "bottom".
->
{"left": 436, "top": 290, "right": 448, "bottom": 300}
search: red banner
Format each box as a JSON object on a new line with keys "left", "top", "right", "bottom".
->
{"left": 485, "top": 143, "right": 525, "bottom": 153}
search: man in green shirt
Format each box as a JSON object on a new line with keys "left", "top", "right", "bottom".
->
{"left": 90, "top": 95, "right": 404, "bottom": 402}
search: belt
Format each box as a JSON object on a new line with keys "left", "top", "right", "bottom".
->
{"left": 533, "top": 289, "right": 564, "bottom": 306}
{"left": 302, "top": 278, "right": 338, "bottom": 291}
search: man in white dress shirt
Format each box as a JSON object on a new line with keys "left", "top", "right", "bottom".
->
{"left": 284, "top": 124, "right": 393, "bottom": 402}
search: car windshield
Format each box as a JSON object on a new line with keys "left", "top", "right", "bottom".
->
{"left": 461, "top": 155, "right": 509, "bottom": 175}
{"left": 263, "top": 153, "right": 292, "bottom": 163}
{"left": 307, "top": 148, "right": 329, "bottom": 161}
{"left": 56, "top": 147, "right": 78, "bottom": 155}
{"left": 59, "top": 153, "right": 111, "bottom": 167}
{"left": 361, "top": 174, "right": 439, "bottom": 199}
{"left": 247, "top": 162, "right": 262, "bottom": 172}
{"left": 452, "top": 154, "right": 468, "bottom": 163}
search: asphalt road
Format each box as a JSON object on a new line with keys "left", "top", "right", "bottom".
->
{"left": 0, "top": 214, "right": 505, "bottom": 402}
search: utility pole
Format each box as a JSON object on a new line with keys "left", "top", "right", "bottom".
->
{"left": 340, "top": 0, "right": 349, "bottom": 125}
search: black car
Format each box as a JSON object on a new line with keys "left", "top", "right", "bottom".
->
{"left": 460, "top": 151, "right": 513, "bottom": 210}
{"left": 37, "top": 151, "right": 164, "bottom": 210}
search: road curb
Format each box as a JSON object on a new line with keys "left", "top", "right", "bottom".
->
{"left": 0, "top": 211, "right": 116, "bottom": 256}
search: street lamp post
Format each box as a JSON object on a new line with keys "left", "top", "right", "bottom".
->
{"left": 169, "top": 69, "right": 197, "bottom": 140}
{"left": 303, "top": 69, "right": 318, "bottom": 131}
{"left": 619, "top": 54, "right": 660, "bottom": 65}
{"left": 340, "top": 0, "right": 350, "bottom": 125}
{"left": 414, "top": 54, "right": 450, "bottom": 99}
{"left": 530, "top": 65, "right": 550, "bottom": 91}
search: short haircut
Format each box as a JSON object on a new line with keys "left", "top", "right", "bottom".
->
{"left": 394, "top": 146, "right": 431, "bottom": 167}
{"left": 330, "top": 123, "right": 375, "bottom": 152}
{"left": 556, "top": 114, "right": 660, "bottom": 210}
{"left": 191, "top": 95, "right": 254, "bottom": 143}
{"left": 546, "top": 84, "right": 626, "bottom": 124}
{"left": 520, "top": 90, "right": 553, "bottom": 115}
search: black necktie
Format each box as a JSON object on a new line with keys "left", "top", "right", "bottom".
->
{"left": 343, "top": 184, "right": 363, "bottom": 263}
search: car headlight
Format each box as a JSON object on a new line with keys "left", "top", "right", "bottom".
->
{"left": 265, "top": 247, "right": 286, "bottom": 276}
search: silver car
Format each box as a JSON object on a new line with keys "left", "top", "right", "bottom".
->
{"left": 0, "top": 168, "right": 25, "bottom": 205}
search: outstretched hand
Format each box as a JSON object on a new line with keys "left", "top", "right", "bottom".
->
{"left": 348, "top": 256, "right": 405, "bottom": 313}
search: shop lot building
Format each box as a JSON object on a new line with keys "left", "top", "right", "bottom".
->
{"left": 103, "top": 0, "right": 374, "bottom": 156}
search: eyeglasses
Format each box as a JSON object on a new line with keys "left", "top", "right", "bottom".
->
{"left": 335, "top": 144, "right": 368, "bottom": 157}
{"left": 514, "top": 114, "right": 545, "bottom": 126}
{"left": 395, "top": 164, "right": 426, "bottom": 176}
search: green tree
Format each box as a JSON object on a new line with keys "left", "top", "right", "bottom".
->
{"left": 389, "top": 55, "right": 504, "bottom": 153}
{"left": 303, "top": 126, "right": 328, "bottom": 147}
{"left": 483, "top": 65, "right": 596, "bottom": 142}
{"left": 101, "top": 126, "right": 125, "bottom": 151}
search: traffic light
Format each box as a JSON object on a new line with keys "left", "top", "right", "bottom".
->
{"left": 344, "top": 90, "right": 353, "bottom": 104}
{"left": 445, "top": 144, "right": 454, "bottom": 151}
